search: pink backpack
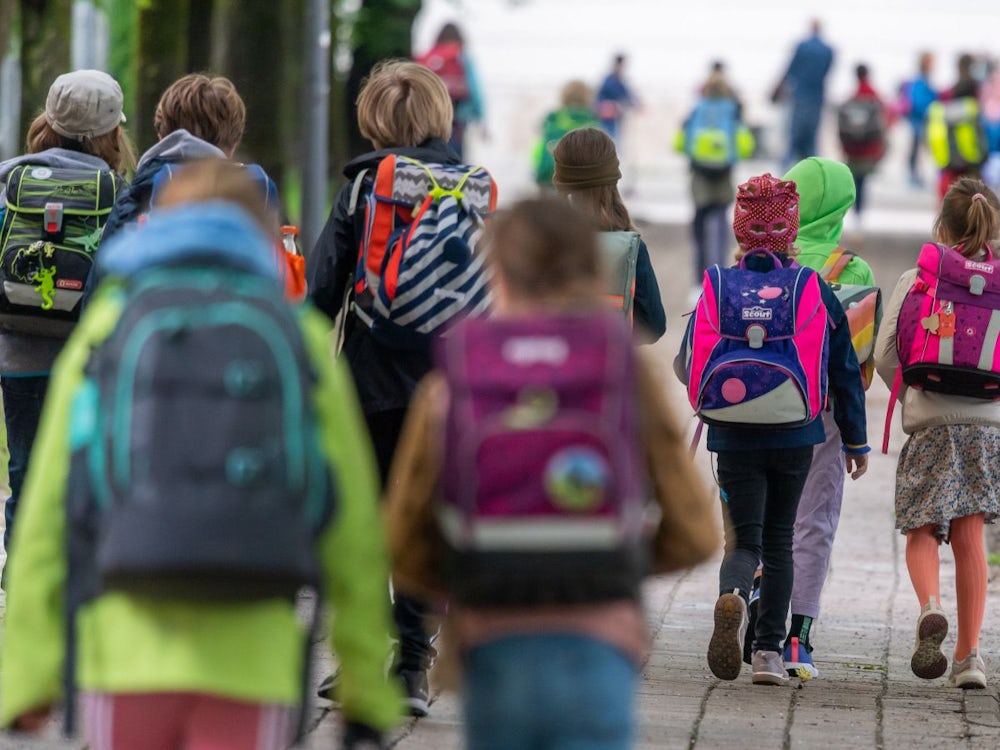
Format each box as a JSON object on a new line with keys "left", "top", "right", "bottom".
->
{"left": 685, "top": 249, "right": 829, "bottom": 429}
{"left": 884, "top": 242, "right": 1000, "bottom": 451}
{"left": 436, "top": 313, "right": 647, "bottom": 607}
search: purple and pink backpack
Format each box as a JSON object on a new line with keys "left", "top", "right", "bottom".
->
{"left": 685, "top": 249, "right": 830, "bottom": 428}
{"left": 884, "top": 242, "right": 1000, "bottom": 451}
{"left": 436, "top": 313, "right": 647, "bottom": 607}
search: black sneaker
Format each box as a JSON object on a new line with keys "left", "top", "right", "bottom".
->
{"left": 397, "top": 668, "right": 429, "bottom": 717}
{"left": 317, "top": 669, "right": 340, "bottom": 703}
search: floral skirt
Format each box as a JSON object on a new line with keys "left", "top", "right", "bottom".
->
{"left": 895, "top": 424, "right": 1000, "bottom": 537}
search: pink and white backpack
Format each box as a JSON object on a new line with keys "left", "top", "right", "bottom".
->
{"left": 884, "top": 242, "right": 1000, "bottom": 451}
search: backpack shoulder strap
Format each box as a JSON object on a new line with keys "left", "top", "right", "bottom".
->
{"left": 819, "top": 247, "right": 854, "bottom": 283}
{"left": 347, "top": 167, "right": 370, "bottom": 216}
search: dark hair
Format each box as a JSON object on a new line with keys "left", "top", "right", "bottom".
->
{"left": 435, "top": 22, "right": 463, "bottom": 46}
{"left": 933, "top": 178, "right": 1000, "bottom": 257}
{"left": 486, "top": 197, "right": 602, "bottom": 305}
{"left": 855, "top": 63, "right": 870, "bottom": 81}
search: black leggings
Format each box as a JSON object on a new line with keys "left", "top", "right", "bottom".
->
{"left": 716, "top": 447, "right": 814, "bottom": 653}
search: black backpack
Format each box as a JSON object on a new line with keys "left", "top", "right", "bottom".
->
{"left": 67, "top": 264, "right": 335, "bottom": 603}
{"left": 837, "top": 97, "right": 886, "bottom": 152}
{"left": 0, "top": 164, "right": 123, "bottom": 337}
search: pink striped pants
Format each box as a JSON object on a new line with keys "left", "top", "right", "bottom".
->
{"left": 82, "top": 692, "right": 296, "bottom": 750}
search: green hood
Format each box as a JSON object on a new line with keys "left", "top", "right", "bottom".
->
{"left": 783, "top": 157, "right": 855, "bottom": 253}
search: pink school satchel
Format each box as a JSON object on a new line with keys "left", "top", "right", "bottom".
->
{"left": 435, "top": 313, "right": 647, "bottom": 607}
{"left": 685, "top": 249, "right": 829, "bottom": 429}
{"left": 883, "top": 242, "right": 1000, "bottom": 451}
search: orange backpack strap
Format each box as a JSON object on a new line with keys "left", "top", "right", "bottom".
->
{"left": 819, "top": 247, "right": 854, "bottom": 283}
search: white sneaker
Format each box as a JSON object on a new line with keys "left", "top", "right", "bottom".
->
{"left": 751, "top": 649, "right": 790, "bottom": 686}
{"left": 911, "top": 596, "right": 949, "bottom": 680}
{"left": 948, "top": 648, "right": 987, "bottom": 689}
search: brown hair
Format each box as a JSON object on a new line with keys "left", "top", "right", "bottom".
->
{"left": 933, "top": 178, "right": 1000, "bottom": 258}
{"left": 560, "top": 80, "right": 592, "bottom": 109}
{"left": 25, "top": 114, "right": 136, "bottom": 174}
{"left": 154, "top": 158, "right": 276, "bottom": 234}
{"left": 153, "top": 74, "right": 247, "bottom": 155}
{"left": 552, "top": 128, "right": 634, "bottom": 231}
{"left": 357, "top": 60, "right": 453, "bottom": 150}
{"left": 485, "top": 197, "right": 603, "bottom": 307}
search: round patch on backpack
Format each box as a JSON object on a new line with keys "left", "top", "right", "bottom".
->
{"left": 721, "top": 377, "right": 747, "bottom": 403}
{"left": 30, "top": 167, "right": 52, "bottom": 180}
{"left": 544, "top": 447, "right": 610, "bottom": 512}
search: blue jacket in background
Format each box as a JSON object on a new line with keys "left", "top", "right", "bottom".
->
{"left": 784, "top": 35, "right": 834, "bottom": 104}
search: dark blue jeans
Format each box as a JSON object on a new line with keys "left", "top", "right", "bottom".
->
{"left": 2, "top": 375, "right": 49, "bottom": 555}
{"left": 716, "top": 446, "right": 813, "bottom": 653}
{"left": 464, "top": 634, "right": 637, "bottom": 750}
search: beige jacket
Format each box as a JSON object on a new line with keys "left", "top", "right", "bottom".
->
{"left": 875, "top": 267, "right": 1000, "bottom": 433}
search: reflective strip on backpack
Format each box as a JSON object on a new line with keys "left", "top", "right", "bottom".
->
{"left": 979, "top": 311, "right": 1000, "bottom": 370}
{"left": 437, "top": 505, "right": 624, "bottom": 552}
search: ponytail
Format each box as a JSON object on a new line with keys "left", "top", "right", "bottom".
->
{"left": 934, "top": 178, "right": 1000, "bottom": 257}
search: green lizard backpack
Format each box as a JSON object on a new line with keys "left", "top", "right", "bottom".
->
{"left": 0, "top": 164, "right": 123, "bottom": 337}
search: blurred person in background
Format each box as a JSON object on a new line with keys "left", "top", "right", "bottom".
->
{"left": 896, "top": 52, "right": 938, "bottom": 188}
{"left": 596, "top": 53, "right": 640, "bottom": 153}
{"left": 776, "top": 19, "right": 835, "bottom": 170}
{"left": 416, "top": 22, "right": 486, "bottom": 160}
{"left": 532, "top": 80, "right": 599, "bottom": 191}
{"left": 928, "top": 53, "right": 988, "bottom": 202}
{"left": 837, "top": 63, "right": 889, "bottom": 228}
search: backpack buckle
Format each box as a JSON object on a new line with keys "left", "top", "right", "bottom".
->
{"left": 746, "top": 324, "right": 766, "bottom": 349}
{"left": 970, "top": 274, "right": 987, "bottom": 296}
{"left": 44, "top": 202, "right": 64, "bottom": 237}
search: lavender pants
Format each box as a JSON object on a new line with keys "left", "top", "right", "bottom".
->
{"left": 790, "top": 409, "right": 846, "bottom": 619}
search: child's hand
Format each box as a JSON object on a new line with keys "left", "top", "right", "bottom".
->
{"left": 12, "top": 706, "right": 51, "bottom": 733}
{"left": 845, "top": 453, "right": 869, "bottom": 480}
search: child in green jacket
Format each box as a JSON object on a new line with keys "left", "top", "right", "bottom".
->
{"left": 0, "top": 161, "right": 401, "bottom": 749}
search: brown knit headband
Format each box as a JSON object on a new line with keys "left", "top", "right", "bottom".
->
{"left": 552, "top": 155, "right": 621, "bottom": 189}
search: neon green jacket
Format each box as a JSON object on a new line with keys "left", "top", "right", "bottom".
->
{"left": 783, "top": 157, "right": 876, "bottom": 286}
{"left": 0, "top": 285, "right": 402, "bottom": 730}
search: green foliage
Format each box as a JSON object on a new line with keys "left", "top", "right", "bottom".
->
{"left": 352, "top": 0, "right": 421, "bottom": 60}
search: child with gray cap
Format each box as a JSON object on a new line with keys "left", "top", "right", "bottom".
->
{"left": 0, "top": 69, "right": 134, "bottom": 579}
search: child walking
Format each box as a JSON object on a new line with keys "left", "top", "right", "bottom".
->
{"left": 676, "top": 173, "right": 869, "bottom": 685}
{"left": 0, "top": 70, "right": 134, "bottom": 576}
{"left": 874, "top": 178, "right": 1000, "bottom": 688}
{"left": 385, "top": 196, "right": 718, "bottom": 750}
{"left": 551, "top": 127, "right": 666, "bottom": 342}
{"left": 0, "top": 161, "right": 401, "bottom": 749}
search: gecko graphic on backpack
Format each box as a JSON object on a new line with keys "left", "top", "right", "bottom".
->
{"left": 350, "top": 154, "right": 498, "bottom": 350}
{"left": 0, "top": 164, "right": 124, "bottom": 337}
{"left": 685, "top": 249, "right": 830, "bottom": 428}
{"left": 883, "top": 242, "right": 1000, "bottom": 451}
{"left": 435, "top": 314, "right": 648, "bottom": 607}
{"left": 818, "top": 247, "right": 883, "bottom": 389}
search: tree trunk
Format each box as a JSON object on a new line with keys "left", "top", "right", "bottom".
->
{"left": 345, "top": 0, "right": 421, "bottom": 159}
{"left": 211, "top": 0, "right": 303, "bottom": 213}
{"left": 19, "top": 0, "right": 72, "bottom": 140}
{"left": 135, "top": 0, "right": 191, "bottom": 152}
{"left": 0, "top": 0, "right": 15, "bottom": 65}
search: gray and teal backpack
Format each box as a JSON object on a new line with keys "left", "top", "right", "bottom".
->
{"left": 67, "top": 264, "right": 335, "bottom": 604}
{"left": 0, "top": 164, "right": 124, "bottom": 337}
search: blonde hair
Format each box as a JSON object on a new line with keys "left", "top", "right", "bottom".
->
{"left": 357, "top": 60, "right": 453, "bottom": 150}
{"left": 560, "top": 80, "right": 592, "bottom": 109}
{"left": 154, "top": 74, "right": 247, "bottom": 155}
{"left": 25, "top": 114, "right": 136, "bottom": 174}
{"left": 154, "top": 158, "right": 276, "bottom": 234}
{"left": 934, "top": 178, "right": 1000, "bottom": 257}
{"left": 552, "top": 128, "right": 634, "bottom": 232}
{"left": 486, "top": 197, "right": 602, "bottom": 306}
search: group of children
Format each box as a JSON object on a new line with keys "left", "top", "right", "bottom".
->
{"left": 0, "top": 53, "right": 997, "bottom": 750}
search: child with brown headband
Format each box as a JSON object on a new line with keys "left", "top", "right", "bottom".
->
{"left": 875, "top": 178, "right": 1000, "bottom": 689}
{"left": 552, "top": 127, "right": 666, "bottom": 342}
{"left": 385, "top": 195, "right": 717, "bottom": 750}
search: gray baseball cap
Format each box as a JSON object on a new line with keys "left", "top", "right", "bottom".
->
{"left": 44, "top": 69, "right": 126, "bottom": 140}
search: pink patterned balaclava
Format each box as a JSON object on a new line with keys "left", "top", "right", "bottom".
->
{"left": 732, "top": 173, "right": 800, "bottom": 254}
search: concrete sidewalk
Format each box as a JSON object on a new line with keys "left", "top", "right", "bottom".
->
{"left": 353, "top": 220, "right": 1000, "bottom": 750}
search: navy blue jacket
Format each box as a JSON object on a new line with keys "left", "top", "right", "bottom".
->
{"left": 675, "top": 252, "right": 868, "bottom": 452}
{"left": 633, "top": 238, "right": 666, "bottom": 341}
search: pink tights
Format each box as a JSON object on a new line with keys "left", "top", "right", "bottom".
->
{"left": 905, "top": 513, "right": 988, "bottom": 660}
